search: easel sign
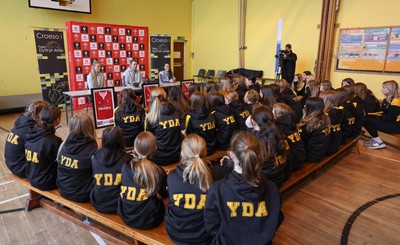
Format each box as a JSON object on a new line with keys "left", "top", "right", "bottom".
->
{"left": 91, "top": 87, "right": 116, "bottom": 128}
{"left": 142, "top": 83, "right": 159, "bottom": 108}
{"left": 181, "top": 79, "right": 194, "bottom": 100}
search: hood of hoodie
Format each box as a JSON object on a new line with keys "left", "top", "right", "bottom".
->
{"left": 275, "top": 113, "right": 296, "bottom": 131}
{"left": 226, "top": 171, "right": 267, "bottom": 202}
{"left": 189, "top": 107, "right": 209, "bottom": 120}
{"left": 26, "top": 126, "right": 55, "bottom": 143}
{"left": 229, "top": 100, "right": 246, "bottom": 111}
{"left": 93, "top": 147, "right": 132, "bottom": 167}
{"left": 124, "top": 101, "right": 142, "bottom": 114}
{"left": 15, "top": 115, "right": 36, "bottom": 130}
{"left": 160, "top": 102, "right": 176, "bottom": 116}
{"left": 63, "top": 133, "right": 97, "bottom": 155}
{"left": 213, "top": 104, "right": 232, "bottom": 115}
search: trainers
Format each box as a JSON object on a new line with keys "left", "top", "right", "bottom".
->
{"left": 366, "top": 140, "right": 386, "bottom": 149}
{"left": 363, "top": 139, "right": 373, "bottom": 145}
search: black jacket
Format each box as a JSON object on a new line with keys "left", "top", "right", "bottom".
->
{"left": 235, "top": 84, "right": 248, "bottom": 102}
{"left": 211, "top": 105, "right": 236, "bottom": 150}
{"left": 5, "top": 115, "right": 36, "bottom": 178}
{"left": 146, "top": 103, "right": 183, "bottom": 166}
{"left": 340, "top": 101, "right": 356, "bottom": 143}
{"left": 281, "top": 52, "right": 297, "bottom": 82}
{"left": 229, "top": 100, "right": 250, "bottom": 131}
{"left": 24, "top": 125, "right": 62, "bottom": 190}
{"left": 114, "top": 102, "right": 145, "bottom": 147}
{"left": 364, "top": 94, "right": 379, "bottom": 114}
{"left": 327, "top": 107, "right": 344, "bottom": 155}
{"left": 351, "top": 96, "right": 364, "bottom": 137}
{"left": 275, "top": 114, "right": 306, "bottom": 171}
{"left": 278, "top": 94, "right": 303, "bottom": 124}
{"left": 204, "top": 171, "right": 282, "bottom": 245}
{"left": 300, "top": 124, "right": 331, "bottom": 163}
{"left": 90, "top": 148, "right": 133, "bottom": 213}
{"left": 165, "top": 165, "right": 213, "bottom": 245}
{"left": 185, "top": 108, "right": 216, "bottom": 155}
{"left": 117, "top": 163, "right": 168, "bottom": 229}
{"left": 57, "top": 133, "right": 98, "bottom": 202}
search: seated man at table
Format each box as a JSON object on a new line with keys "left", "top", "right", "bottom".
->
{"left": 158, "top": 63, "right": 176, "bottom": 85}
{"left": 122, "top": 60, "right": 143, "bottom": 88}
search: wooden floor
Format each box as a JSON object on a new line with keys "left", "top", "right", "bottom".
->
{"left": 1, "top": 109, "right": 399, "bottom": 244}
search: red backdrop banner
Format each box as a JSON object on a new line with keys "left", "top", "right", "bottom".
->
{"left": 66, "top": 21, "right": 149, "bottom": 109}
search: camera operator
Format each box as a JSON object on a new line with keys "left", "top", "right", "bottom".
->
{"left": 280, "top": 44, "right": 297, "bottom": 85}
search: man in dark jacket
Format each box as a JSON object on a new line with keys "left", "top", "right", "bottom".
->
{"left": 281, "top": 44, "right": 297, "bottom": 85}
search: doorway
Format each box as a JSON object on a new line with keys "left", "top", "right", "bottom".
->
{"left": 173, "top": 41, "right": 185, "bottom": 81}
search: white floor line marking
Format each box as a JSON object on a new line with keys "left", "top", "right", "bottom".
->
{"left": 90, "top": 231, "right": 107, "bottom": 245}
{"left": 0, "top": 180, "right": 14, "bottom": 186}
{"left": 0, "top": 193, "right": 29, "bottom": 205}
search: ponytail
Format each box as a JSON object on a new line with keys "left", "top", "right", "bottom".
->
{"left": 25, "top": 100, "right": 49, "bottom": 124}
{"left": 130, "top": 132, "right": 162, "bottom": 197}
{"left": 181, "top": 134, "right": 213, "bottom": 192}
{"left": 230, "top": 131, "right": 263, "bottom": 187}
{"left": 146, "top": 87, "right": 167, "bottom": 125}
{"left": 39, "top": 105, "right": 61, "bottom": 128}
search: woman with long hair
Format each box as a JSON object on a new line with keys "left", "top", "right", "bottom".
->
{"left": 118, "top": 132, "right": 168, "bottom": 229}
{"left": 225, "top": 90, "right": 250, "bottom": 131}
{"left": 87, "top": 60, "right": 105, "bottom": 89}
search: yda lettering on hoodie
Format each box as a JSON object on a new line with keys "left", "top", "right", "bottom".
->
{"left": 94, "top": 173, "right": 122, "bottom": 186}
{"left": 122, "top": 115, "right": 141, "bottom": 123}
{"left": 227, "top": 201, "right": 268, "bottom": 217}
{"left": 239, "top": 110, "right": 250, "bottom": 118}
{"left": 287, "top": 131, "right": 301, "bottom": 143}
{"left": 120, "top": 185, "right": 148, "bottom": 201}
{"left": 25, "top": 149, "right": 39, "bottom": 163}
{"left": 222, "top": 116, "right": 236, "bottom": 125}
{"left": 159, "top": 118, "right": 180, "bottom": 129}
{"left": 199, "top": 121, "right": 215, "bottom": 131}
{"left": 60, "top": 155, "right": 79, "bottom": 169}
{"left": 173, "top": 193, "right": 207, "bottom": 209}
{"left": 7, "top": 133, "right": 19, "bottom": 145}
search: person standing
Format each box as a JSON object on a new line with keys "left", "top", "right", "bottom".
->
{"left": 122, "top": 60, "right": 143, "bottom": 88}
{"left": 281, "top": 44, "right": 297, "bottom": 85}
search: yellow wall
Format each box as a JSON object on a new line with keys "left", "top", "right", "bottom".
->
{"left": 192, "top": 0, "right": 239, "bottom": 74}
{"left": 0, "top": 0, "right": 192, "bottom": 97}
{"left": 246, "top": 0, "right": 322, "bottom": 78}
{"left": 331, "top": 0, "right": 400, "bottom": 97}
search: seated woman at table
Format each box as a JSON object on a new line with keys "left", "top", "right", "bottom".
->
{"left": 87, "top": 60, "right": 106, "bottom": 89}
{"left": 158, "top": 63, "right": 176, "bottom": 85}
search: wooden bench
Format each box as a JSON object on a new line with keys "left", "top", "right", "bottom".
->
{"left": 280, "top": 131, "right": 365, "bottom": 195}
{"left": 10, "top": 175, "right": 173, "bottom": 245}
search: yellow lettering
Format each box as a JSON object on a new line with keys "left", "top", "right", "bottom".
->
{"left": 227, "top": 202, "right": 240, "bottom": 217}
{"left": 322, "top": 127, "right": 331, "bottom": 136}
{"left": 25, "top": 149, "right": 31, "bottom": 161}
{"left": 104, "top": 173, "right": 113, "bottom": 186}
{"left": 7, "top": 133, "right": 19, "bottom": 145}
{"left": 168, "top": 119, "right": 175, "bottom": 127}
{"left": 122, "top": 116, "right": 129, "bottom": 123}
{"left": 196, "top": 194, "right": 207, "bottom": 209}
{"left": 255, "top": 201, "right": 268, "bottom": 217}
{"left": 184, "top": 194, "right": 196, "bottom": 209}
{"left": 242, "top": 202, "right": 254, "bottom": 217}
{"left": 173, "top": 194, "right": 184, "bottom": 206}
{"left": 114, "top": 173, "right": 122, "bottom": 185}
{"left": 348, "top": 117, "right": 355, "bottom": 125}
{"left": 159, "top": 120, "right": 168, "bottom": 129}
{"left": 120, "top": 186, "right": 127, "bottom": 198}
{"left": 94, "top": 174, "right": 103, "bottom": 186}
{"left": 126, "top": 187, "right": 137, "bottom": 200}
{"left": 239, "top": 110, "right": 250, "bottom": 118}
{"left": 137, "top": 188, "right": 148, "bottom": 201}
{"left": 222, "top": 116, "right": 236, "bottom": 125}
{"left": 25, "top": 149, "right": 39, "bottom": 163}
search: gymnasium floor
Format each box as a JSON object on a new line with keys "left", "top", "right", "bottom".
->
{"left": 1, "top": 110, "right": 399, "bottom": 245}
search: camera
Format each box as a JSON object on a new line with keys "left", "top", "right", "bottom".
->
{"left": 274, "top": 49, "right": 290, "bottom": 59}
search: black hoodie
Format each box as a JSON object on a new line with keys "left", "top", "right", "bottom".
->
{"left": 364, "top": 93, "right": 379, "bottom": 114}
{"left": 339, "top": 101, "right": 356, "bottom": 144}
{"left": 211, "top": 105, "right": 236, "bottom": 150}
{"left": 275, "top": 114, "right": 306, "bottom": 171}
{"left": 229, "top": 100, "right": 250, "bottom": 131}
{"left": 351, "top": 96, "right": 364, "bottom": 137}
{"left": 117, "top": 163, "right": 168, "bottom": 229}
{"left": 235, "top": 84, "right": 248, "bottom": 102}
{"left": 114, "top": 102, "right": 145, "bottom": 147}
{"left": 90, "top": 148, "right": 133, "bottom": 213}
{"left": 165, "top": 164, "right": 213, "bottom": 245}
{"left": 326, "top": 107, "right": 344, "bottom": 155}
{"left": 5, "top": 115, "right": 36, "bottom": 178}
{"left": 24, "top": 125, "right": 62, "bottom": 191}
{"left": 278, "top": 94, "right": 303, "bottom": 124}
{"left": 57, "top": 133, "right": 98, "bottom": 202}
{"left": 300, "top": 124, "right": 331, "bottom": 163}
{"left": 204, "top": 171, "right": 282, "bottom": 245}
{"left": 186, "top": 108, "right": 216, "bottom": 155}
{"left": 146, "top": 103, "right": 183, "bottom": 166}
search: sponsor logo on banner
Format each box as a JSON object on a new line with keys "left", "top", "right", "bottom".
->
{"left": 113, "top": 43, "right": 119, "bottom": 50}
{"left": 98, "top": 50, "right": 105, "bottom": 57}
{"left": 97, "top": 27, "right": 104, "bottom": 34}
{"left": 105, "top": 27, "right": 111, "bottom": 35}
{"left": 112, "top": 36, "right": 118, "bottom": 42}
{"left": 74, "top": 42, "right": 81, "bottom": 49}
{"left": 139, "top": 51, "right": 145, "bottom": 57}
{"left": 83, "top": 50, "right": 90, "bottom": 57}
{"left": 76, "top": 74, "right": 84, "bottom": 81}
{"left": 81, "top": 34, "right": 89, "bottom": 42}
{"left": 120, "top": 51, "right": 126, "bottom": 57}
{"left": 119, "top": 28, "right": 125, "bottom": 35}
{"left": 139, "top": 30, "right": 145, "bottom": 36}
{"left": 78, "top": 97, "right": 86, "bottom": 105}
{"left": 81, "top": 26, "right": 88, "bottom": 34}
{"left": 106, "top": 58, "right": 113, "bottom": 65}
{"left": 133, "top": 44, "right": 139, "bottom": 50}
{"left": 114, "top": 66, "right": 120, "bottom": 72}
{"left": 126, "top": 36, "right": 132, "bottom": 43}
{"left": 74, "top": 50, "right": 82, "bottom": 58}
{"left": 90, "top": 35, "right": 96, "bottom": 42}
{"left": 72, "top": 25, "right": 80, "bottom": 33}
{"left": 83, "top": 58, "right": 91, "bottom": 65}
{"left": 90, "top": 42, "right": 98, "bottom": 50}
{"left": 105, "top": 35, "right": 112, "bottom": 43}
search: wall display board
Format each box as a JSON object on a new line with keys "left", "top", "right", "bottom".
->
{"left": 66, "top": 21, "right": 149, "bottom": 109}
{"left": 91, "top": 87, "right": 116, "bottom": 128}
{"left": 336, "top": 26, "right": 400, "bottom": 74}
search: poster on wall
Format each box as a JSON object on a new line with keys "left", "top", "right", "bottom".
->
{"left": 181, "top": 79, "right": 194, "bottom": 100}
{"left": 91, "top": 87, "right": 116, "bottom": 128}
{"left": 336, "top": 26, "right": 400, "bottom": 73}
{"left": 150, "top": 34, "right": 171, "bottom": 80}
{"left": 66, "top": 21, "right": 149, "bottom": 109}
{"left": 34, "top": 29, "right": 69, "bottom": 107}
{"left": 29, "top": 0, "right": 91, "bottom": 14}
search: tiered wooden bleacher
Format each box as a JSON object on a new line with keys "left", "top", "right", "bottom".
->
{"left": 11, "top": 132, "right": 364, "bottom": 244}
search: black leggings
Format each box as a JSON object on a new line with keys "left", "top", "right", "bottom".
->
{"left": 363, "top": 117, "right": 400, "bottom": 138}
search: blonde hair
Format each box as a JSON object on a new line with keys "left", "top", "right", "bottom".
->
{"left": 69, "top": 112, "right": 98, "bottom": 144}
{"left": 224, "top": 90, "right": 239, "bottom": 104}
{"left": 308, "top": 80, "right": 321, "bottom": 97}
{"left": 181, "top": 134, "right": 213, "bottom": 192}
{"left": 291, "top": 73, "right": 304, "bottom": 90}
{"left": 220, "top": 78, "right": 233, "bottom": 95}
{"left": 320, "top": 80, "right": 332, "bottom": 91}
{"left": 276, "top": 79, "right": 289, "bottom": 93}
{"left": 131, "top": 132, "right": 162, "bottom": 197}
{"left": 382, "top": 80, "right": 399, "bottom": 99}
{"left": 244, "top": 89, "right": 260, "bottom": 105}
{"left": 272, "top": 103, "right": 293, "bottom": 120}
{"left": 90, "top": 60, "right": 100, "bottom": 82}
{"left": 146, "top": 87, "right": 167, "bottom": 125}
{"left": 319, "top": 90, "right": 338, "bottom": 113}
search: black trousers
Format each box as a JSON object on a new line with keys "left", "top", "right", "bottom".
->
{"left": 363, "top": 117, "right": 400, "bottom": 137}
